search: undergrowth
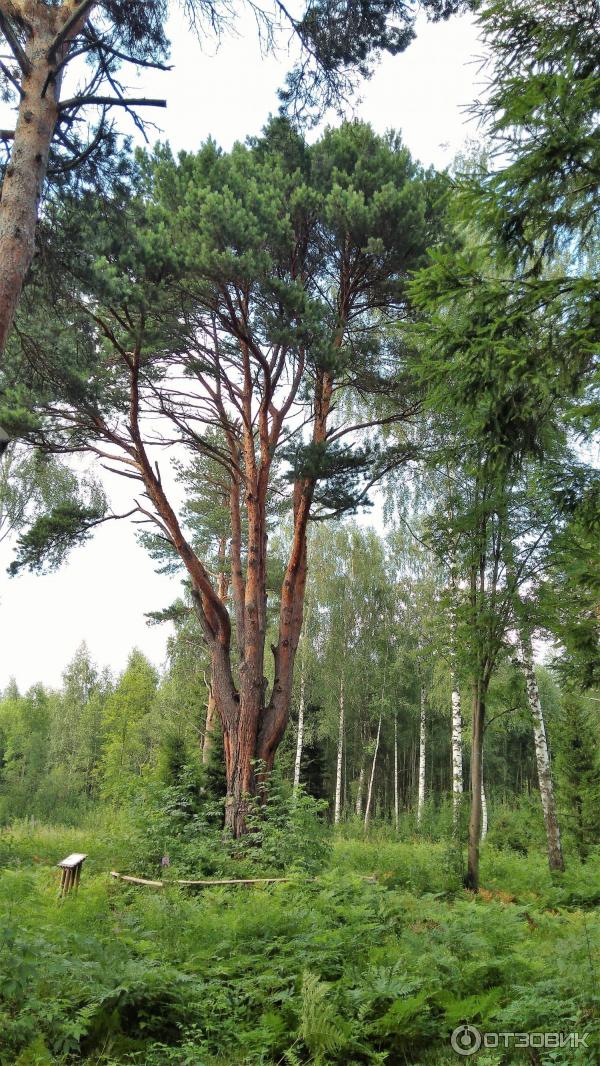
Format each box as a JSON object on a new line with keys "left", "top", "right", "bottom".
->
{"left": 0, "top": 817, "right": 598, "bottom": 1065}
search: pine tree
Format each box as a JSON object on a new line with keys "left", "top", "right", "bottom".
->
{"left": 555, "top": 694, "right": 600, "bottom": 862}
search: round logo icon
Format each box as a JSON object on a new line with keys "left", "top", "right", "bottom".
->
{"left": 451, "top": 1024, "right": 482, "bottom": 1056}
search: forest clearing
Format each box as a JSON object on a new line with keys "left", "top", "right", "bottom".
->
{"left": 0, "top": 0, "right": 598, "bottom": 1063}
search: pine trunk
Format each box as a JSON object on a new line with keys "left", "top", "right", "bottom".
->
{"left": 0, "top": 5, "right": 93, "bottom": 353}
{"left": 519, "top": 634, "right": 565, "bottom": 871}
{"left": 417, "top": 685, "right": 426, "bottom": 825}
{"left": 334, "top": 676, "right": 344, "bottom": 825}
{"left": 364, "top": 713, "right": 382, "bottom": 833}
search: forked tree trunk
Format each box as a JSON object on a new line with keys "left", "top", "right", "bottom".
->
{"left": 417, "top": 685, "right": 426, "bottom": 826}
{"left": 466, "top": 681, "right": 485, "bottom": 890}
{"left": 364, "top": 713, "right": 382, "bottom": 833}
{"left": 0, "top": 4, "right": 93, "bottom": 353}
{"left": 293, "top": 650, "right": 306, "bottom": 791}
{"left": 334, "top": 676, "right": 344, "bottom": 825}
{"left": 518, "top": 633, "right": 564, "bottom": 872}
{"left": 394, "top": 713, "right": 399, "bottom": 832}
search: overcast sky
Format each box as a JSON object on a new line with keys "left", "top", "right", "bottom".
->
{"left": 0, "top": 8, "right": 484, "bottom": 693}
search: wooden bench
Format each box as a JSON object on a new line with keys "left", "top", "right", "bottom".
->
{"left": 57, "top": 853, "right": 87, "bottom": 896}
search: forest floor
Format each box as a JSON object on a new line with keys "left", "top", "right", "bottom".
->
{"left": 0, "top": 821, "right": 598, "bottom": 1065}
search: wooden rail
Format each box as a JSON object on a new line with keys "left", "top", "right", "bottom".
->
{"left": 110, "top": 871, "right": 377, "bottom": 888}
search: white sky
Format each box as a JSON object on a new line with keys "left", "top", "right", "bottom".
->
{"left": 0, "top": 8, "right": 484, "bottom": 692}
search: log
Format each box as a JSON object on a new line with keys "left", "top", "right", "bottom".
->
{"left": 110, "top": 871, "right": 378, "bottom": 889}
{"left": 110, "top": 871, "right": 293, "bottom": 887}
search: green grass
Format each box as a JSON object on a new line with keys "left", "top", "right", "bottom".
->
{"left": 0, "top": 822, "right": 598, "bottom": 1064}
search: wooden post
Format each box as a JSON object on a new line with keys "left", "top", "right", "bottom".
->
{"left": 57, "top": 853, "right": 87, "bottom": 897}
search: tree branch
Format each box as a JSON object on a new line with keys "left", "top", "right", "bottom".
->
{"left": 59, "top": 94, "right": 166, "bottom": 111}
{"left": 0, "top": 55, "right": 22, "bottom": 95}
{"left": 0, "top": 10, "right": 30, "bottom": 74}
{"left": 47, "top": 0, "right": 96, "bottom": 61}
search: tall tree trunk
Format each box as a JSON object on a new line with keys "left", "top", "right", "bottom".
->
{"left": 466, "top": 681, "right": 485, "bottom": 890}
{"left": 364, "top": 713, "right": 382, "bottom": 833}
{"left": 417, "top": 685, "right": 426, "bottom": 826}
{"left": 334, "top": 675, "right": 344, "bottom": 825}
{"left": 202, "top": 689, "right": 216, "bottom": 765}
{"left": 480, "top": 755, "right": 488, "bottom": 842}
{"left": 222, "top": 697, "right": 260, "bottom": 838}
{"left": 0, "top": 4, "right": 93, "bottom": 353}
{"left": 518, "top": 633, "right": 565, "bottom": 872}
{"left": 394, "top": 713, "right": 399, "bottom": 832}
{"left": 293, "top": 647, "right": 306, "bottom": 791}
{"left": 355, "top": 764, "right": 365, "bottom": 817}
{"left": 451, "top": 669, "right": 463, "bottom": 825}
{"left": 203, "top": 537, "right": 229, "bottom": 767}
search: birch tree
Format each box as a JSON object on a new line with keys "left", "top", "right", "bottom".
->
{"left": 333, "top": 676, "right": 344, "bottom": 826}
{"left": 450, "top": 664, "right": 463, "bottom": 824}
{"left": 416, "top": 683, "right": 426, "bottom": 825}
{"left": 293, "top": 641, "right": 307, "bottom": 792}
{"left": 516, "top": 631, "right": 564, "bottom": 871}
{"left": 363, "top": 711, "right": 381, "bottom": 832}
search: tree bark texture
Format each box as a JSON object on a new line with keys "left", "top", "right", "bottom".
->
{"left": 292, "top": 647, "right": 306, "bottom": 791}
{"left": 334, "top": 675, "right": 344, "bottom": 825}
{"left": 0, "top": 2, "right": 95, "bottom": 353}
{"left": 417, "top": 685, "right": 426, "bottom": 825}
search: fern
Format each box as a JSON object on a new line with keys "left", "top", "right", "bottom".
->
{"left": 300, "top": 970, "right": 347, "bottom": 1060}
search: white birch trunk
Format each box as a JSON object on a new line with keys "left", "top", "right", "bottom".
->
{"left": 518, "top": 633, "right": 565, "bottom": 871}
{"left": 480, "top": 770, "right": 488, "bottom": 841}
{"left": 364, "top": 713, "right": 382, "bottom": 832}
{"left": 451, "top": 670, "right": 464, "bottom": 824}
{"left": 355, "top": 764, "right": 365, "bottom": 817}
{"left": 292, "top": 651, "right": 306, "bottom": 791}
{"left": 394, "top": 713, "right": 399, "bottom": 832}
{"left": 333, "top": 676, "right": 344, "bottom": 825}
{"left": 417, "top": 685, "right": 426, "bottom": 825}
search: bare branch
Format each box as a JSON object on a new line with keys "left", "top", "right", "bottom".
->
{"left": 0, "top": 55, "right": 21, "bottom": 94}
{"left": 0, "top": 10, "right": 30, "bottom": 74}
{"left": 47, "top": 0, "right": 96, "bottom": 62}
{"left": 59, "top": 95, "right": 166, "bottom": 111}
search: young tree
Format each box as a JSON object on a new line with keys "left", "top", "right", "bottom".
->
{"left": 555, "top": 692, "right": 600, "bottom": 862}
{"left": 101, "top": 649, "right": 158, "bottom": 799}
{"left": 50, "top": 641, "right": 108, "bottom": 798}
